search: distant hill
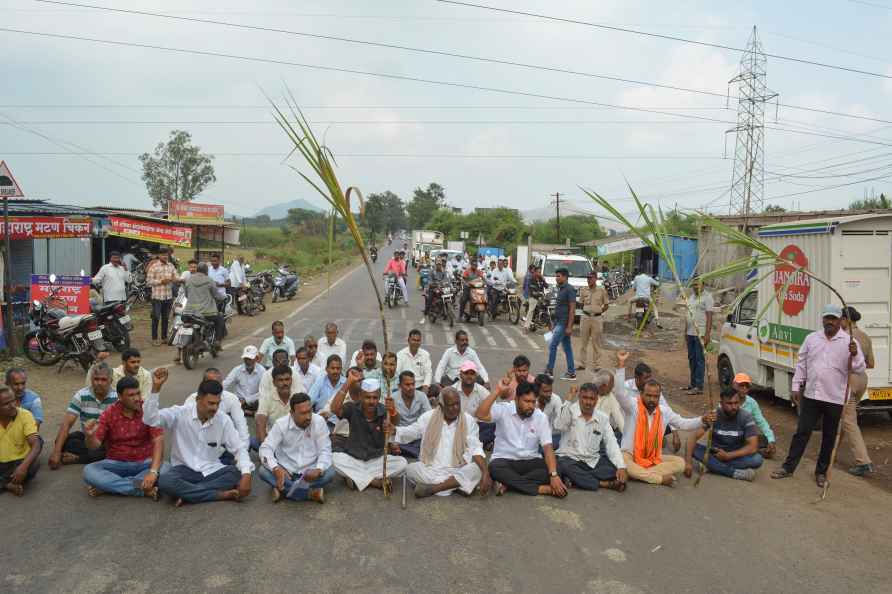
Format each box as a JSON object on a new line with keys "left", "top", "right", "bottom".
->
{"left": 255, "top": 199, "right": 325, "bottom": 220}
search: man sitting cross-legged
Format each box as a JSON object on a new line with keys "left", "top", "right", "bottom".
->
{"left": 390, "top": 370, "right": 432, "bottom": 458}
{"left": 614, "top": 351, "right": 715, "bottom": 487}
{"left": 0, "top": 386, "right": 42, "bottom": 496}
{"left": 83, "top": 376, "right": 167, "bottom": 499}
{"left": 393, "top": 387, "right": 490, "bottom": 498}
{"left": 554, "top": 383, "right": 627, "bottom": 492}
{"left": 186, "top": 368, "right": 250, "bottom": 464}
{"left": 143, "top": 369, "right": 253, "bottom": 506}
{"left": 258, "top": 393, "right": 334, "bottom": 504}
{"left": 330, "top": 376, "right": 407, "bottom": 492}
{"left": 50, "top": 362, "right": 118, "bottom": 469}
{"left": 254, "top": 365, "right": 296, "bottom": 451}
{"left": 476, "top": 381, "right": 567, "bottom": 498}
{"left": 684, "top": 387, "right": 763, "bottom": 482}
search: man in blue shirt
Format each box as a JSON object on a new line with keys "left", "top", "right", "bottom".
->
{"left": 6, "top": 368, "right": 44, "bottom": 428}
{"left": 309, "top": 354, "right": 346, "bottom": 416}
{"left": 545, "top": 268, "right": 577, "bottom": 381}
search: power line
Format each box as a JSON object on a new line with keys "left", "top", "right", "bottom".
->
{"left": 33, "top": 1, "right": 892, "bottom": 127}
{"left": 0, "top": 151, "right": 728, "bottom": 160}
{"left": 0, "top": 119, "right": 723, "bottom": 125}
{"left": 0, "top": 104, "right": 735, "bottom": 111}
{"left": 435, "top": 0, "right": 892, "bottom": 80}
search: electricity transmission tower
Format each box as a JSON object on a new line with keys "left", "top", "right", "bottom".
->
{"left": 727, "top": 26, "right": 777, "bottom": 220}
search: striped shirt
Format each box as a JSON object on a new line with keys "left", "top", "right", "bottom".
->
{"left": 66, "top": 387, "right": 118, "bottom": 430}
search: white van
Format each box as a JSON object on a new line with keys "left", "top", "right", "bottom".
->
{"left": 718, "top": 213, "right": 892, "bottom": 416}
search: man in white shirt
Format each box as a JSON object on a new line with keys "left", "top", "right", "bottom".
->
{"left": 303, "top": 335, "right": 324, "bottom": 370}
{"left": 476, "top": 381, "right": 567, "bottom": 498}
{"left": 628, "top": 269, "right": 660, "bottom": 321}
{"left": 185, "top": 368, "right": 251, "bottom": 462}
{"left": 93, "top": 251, "right": 132, "bottom": 303}
{"left": 591, "top": 368, "right": 625, "bottom": 437}
{"left": 614, "top": 351, "right": 714, "bottom": 486}
{"left": 228, "top": 255, "right": 247, "bottom": 315}
{"left": 207, "top": 253, "right": 229, "bottom": 300}
{"left": 258, "top": 393, "right": 333, "bottom": 504}
{"left": 682, "top": 276, "right": 714, "bottom": 395}
{"left": 450, "top": 361, "right": 492, "bottom": 443}
{"left": 223, "top": 346, "right": 265, "bottom": 407}
{"left": 395, "top": 329, "right": 433, "bottom": 392}
{"left": 317, "top": 322, "right": 347, "bottom": 365}
{"left": 393, "top": 387, "right": 489, "bottom": 498}
{"left": 256, "top": 366, "right": 300, "bottom": 450}
{"left": 259, "top": 321, "right": 296, "bottom": 367}
{"left": 293, "top": 347, "right": 322, "bottom": 392}
{"left": 350, "top": 340, "right": 383, "bottom": 378}
{"left": 143, "top": 370, "right": 253, "bottom": 505}
{"left": 555, "top": 383, "right": 627, "bottom": 492}
{"left": 533, "top": 374, "right": 564, "bottom": 445}
{"left": 435, "top": 330, "right": 489, "bottom": 387}
{"left": 257, "top": 350, "right": 305, "bottom": 411}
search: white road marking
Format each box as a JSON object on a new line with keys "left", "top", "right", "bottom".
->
{"left": 508, "top": 324, "right": 541, "bottom": 351}
{"left": 491, "top": 324, "right": 517, "bottom": 348}
{"left": 479, "top": 326, "right": 497, "bottom": 347}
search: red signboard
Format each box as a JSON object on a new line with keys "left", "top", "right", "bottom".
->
{"left": 108, "top": 216, "right": 192, "bottom": 247}
{"left": 773, "top": 244, "right": 810, "bottom": 316}
{"left": 30, "top": 275, "right": 92, "bottom": 315}
{"left": 168, "top": 200, "right": 224, "bottom": 223}
{"left": 0, "top": 217, "right": 92, "bottom": 239}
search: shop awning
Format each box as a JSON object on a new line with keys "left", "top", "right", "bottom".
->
{"left": 107, "top": 216, "right": 192, "bottom": 247}
{"left": 0, "top": 216, "right": 92, "bottom": 239}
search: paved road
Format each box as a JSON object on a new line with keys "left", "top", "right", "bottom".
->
{"left": 7, "top": 246, "right": 891, "bottom": 594}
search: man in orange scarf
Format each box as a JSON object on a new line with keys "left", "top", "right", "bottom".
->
{"left": 614, "top": 352, "right": 715, "bottom": 486}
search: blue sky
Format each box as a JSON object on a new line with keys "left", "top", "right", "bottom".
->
{"left": 4, "top": 0, "right": 892, "bottom": 222}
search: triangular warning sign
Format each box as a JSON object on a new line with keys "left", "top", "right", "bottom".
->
{"left": 0, "top": 161, "right": 25, "bottom": 198}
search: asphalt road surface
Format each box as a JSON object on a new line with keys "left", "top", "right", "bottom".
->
{"left": 7, "top": 246, "right": 891, "bottom": 594}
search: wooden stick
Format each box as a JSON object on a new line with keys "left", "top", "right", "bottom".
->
{"left": 819, "top": 326, "right": 856, "bottom": 501}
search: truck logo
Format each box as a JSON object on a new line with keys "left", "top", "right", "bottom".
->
{"left": 773, "top": 244, "right": 810, "bottom": 316}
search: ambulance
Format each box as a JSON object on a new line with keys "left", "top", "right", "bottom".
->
{"left": 718, "top": 213, "right": 892, "bottom": 417}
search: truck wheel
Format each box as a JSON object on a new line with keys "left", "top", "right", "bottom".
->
{"left": 717, "top": 355, "right": 734, "bottom": 390}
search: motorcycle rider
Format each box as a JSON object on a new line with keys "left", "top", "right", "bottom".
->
{"left": 627, "top": 268, "right": 660, "bottom": 323}
{"left": 424, "top": 259, "right": 449, "bottom": 316}
{"left": 523, "top": 265, "right": 548, "bottom": 331}
{"left": 486, "top": 256, "right": 516, "bottom": 314}
{"left": 459, "top": 260, "right": 484, "bottom": 322}
{"left": 383, "top": 250, "right": 409, "bottom": 306}
{"left": 183, "top": 263, "right": 225, "bottom": 351}
{"left": 369, "top": 245, "right": 378, "bottom": 262}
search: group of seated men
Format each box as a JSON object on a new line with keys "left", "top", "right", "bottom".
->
{"left": 1, "top": 323, "right": 777, "bottom": 501}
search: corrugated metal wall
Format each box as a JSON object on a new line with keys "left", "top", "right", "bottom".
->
{"left": 658, "top": 236, "right": 698, "bottom": 282}
{"left": 33, "top": 237, "right": 92, "bottom": 276}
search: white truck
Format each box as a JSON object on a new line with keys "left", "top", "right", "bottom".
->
{"left": 410, "top": 230, "right": 444, "bottom": 266}
{"left": 718, "top": 212, "right": 892, "bottom": 417}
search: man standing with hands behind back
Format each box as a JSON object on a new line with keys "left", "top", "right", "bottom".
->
{"left": 576, "top": 271, "right": 609, "bottom": 371}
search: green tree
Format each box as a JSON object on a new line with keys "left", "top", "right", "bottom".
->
{"left": 406, "top": 182, "right": 447, "bottom": 229}
{"left": 287, "top": 207, "right": 326, "bottom": 235}
{"left": 139, "top": 130, "right": 216, "bottom": 209}
{"left": 850, "top": 193, "right": 890, "bottom": 210}
{"left": 662, "top": 210, "right": 700, "bottom": 236}
{"left": 531, "top": 214, "right": 605, "bottom": 244}
{"left": 365, "top": 191, "right": 407, "bottom": 237}
{"left": 764, "top": 204, "right": 787, "bottom": 213}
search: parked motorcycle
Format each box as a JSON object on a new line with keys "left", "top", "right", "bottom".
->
{"left": 426, "top": 282, "right": 455, "bottom": 327}
{"left": 24, "top": 275, "right": 108, "bottom": 370}
{"left": 271, "top": 265, "right": 300, "bottom": 302}
{"left": 92, "top": 300, "right": 133, "bottom": 352}
{"left": 462, "top": 277, "right": 488, "bottom": 326}
{"left": 241, "top": 280, "right": 266, "bottom": 316}
{"left": 384, "top": 273, "right": 404, "bottom": 308}
{"left": 488, "top": 281, "right": 521, "bottom": 324}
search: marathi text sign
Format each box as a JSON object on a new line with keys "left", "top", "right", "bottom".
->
{"left": 168, "top": 200, "right": 224, "bottom": 224}
{"left": 0, "top": 217, "right": 92, "bottom": 239}
{"left": 108, "top": 216, "right": 192, "bottom": 247}
{"left": 773, "top": 244, "right": 810, "bottom": 316}
{"left": 30, "top": 275, "right": 92, "bottom": 315}
{"left": 596, "top": 234, "right": 652, "bottom": 257}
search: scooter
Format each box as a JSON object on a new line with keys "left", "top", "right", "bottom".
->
{"left": 271, "top": 265, "right": 300, "bottom": 302}
{"left": 462, "top": 277, "right": 488, "bottom": 326}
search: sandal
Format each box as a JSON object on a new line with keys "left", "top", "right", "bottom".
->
{"left": 815, "top": 473, "right": 827, "bottom": 488}
{"left": 771, "top": 468, "right": 793, "bottom": 479}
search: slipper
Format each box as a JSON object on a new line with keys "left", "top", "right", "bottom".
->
{"left": 494, "top": 481, "right": 507, "bottom": 496}
{"left": 815, "top": 473, "right": 827, "bottom": 488}
{"left": 771, "top": 469, "right": 793, "bottom": 479}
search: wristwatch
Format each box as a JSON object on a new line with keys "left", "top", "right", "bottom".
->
{"left": 148, "top": 469, "right": 159, "bottom": 476}
{"left": 549, "top": 471, "right": 559, "bottom": 478}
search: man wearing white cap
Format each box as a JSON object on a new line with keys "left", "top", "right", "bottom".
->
{"left": 329, "top": 376, "right": 407, "bottom": 491}
{"left": 223, "top": 346, "right": 265, "bottom": 407}
{"left": 772, "top": 304, "right": 866, "bottom": 488}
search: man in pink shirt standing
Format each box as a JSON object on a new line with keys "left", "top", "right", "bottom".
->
{"left": 383, "top": 251, "right": 409, "bottom": 306}
{"left": 772, "top": 304, "right": 865, "bottom": 488}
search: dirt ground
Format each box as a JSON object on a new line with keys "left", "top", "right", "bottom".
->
{"left": 1, "top": 258, "right": 360, "bottom": 425}
{"left": 603, "top": 295, "right": 892, "bottom": 494}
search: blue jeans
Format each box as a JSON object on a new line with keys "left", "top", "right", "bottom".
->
{"left": 693, "top": 444, "right": 763, "bottom": 478}
{"left": 83, "top": 459, "right": 170, "bottom": 497}
{"left": 546, "top": 321, "right": 575, "bottom": 374}
{"left": 686, "top": 334, "right": 705, "bottom": 389}
{"left": 157, "top": 464, "right": 242, "bottom": 503}
{"left": 258, "top": 465, "right": 335, "bottom": 501}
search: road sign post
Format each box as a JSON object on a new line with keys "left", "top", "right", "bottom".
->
{"left": 0, "top": 160, "right": 25, "bottom": 355}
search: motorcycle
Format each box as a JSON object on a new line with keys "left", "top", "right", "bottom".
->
{"left": 175, "top": 312, "right": 220, "bottom": 370}
{"left": 384, "top": 273, "right": 404, "bottom": 308}
{"left": 370, "top": 248, "right": 378, "bottom": 263}
{"left": 271, "top": 265, "right": 300, "bottom": 302}
{"left": 488, "top": 281, "right": 522, "bottom": 324}
{"left": 426, "top": 282, "right": 455, "bottom": 327}
{"left": 523, "top": 287, "right": 555, "bottom": 332}
{"left": 251, "top": 269, "right": 274, "bottom": 294}
{"left": 168, "top": 290, "right": 235, "bottom": 345}
{"left": 462, "top": 277, "right": 488, "bottom": 326}
{"left": 241, "top": 279, "right": 266, "bottom": 316}
{"left": 92, "top": 300, "right": 133, "bottom": 352}
{"left": 24, "top": 274, "right": 108, "bottom": 370}
{"left": 633, "top": 297, "right": 652, "bottom": 329}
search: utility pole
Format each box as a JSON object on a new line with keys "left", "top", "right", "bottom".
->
{"left": 551, "top": 192, "right": 561, "bottom": 244}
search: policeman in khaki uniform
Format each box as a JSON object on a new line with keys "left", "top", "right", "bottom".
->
{"left": 576, "top": 272, "right": 610, "bottom": 370}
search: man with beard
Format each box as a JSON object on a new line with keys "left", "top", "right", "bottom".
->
{"left": 259, "top": 393, "right": 332, "bottom": 504}
{"left": 451, "top": 362, "right": 493, "bottom": 448}
{"left": 50, "top": 363, "right": 117, "bottom": 468}
{"left": 83, "top": 376, "right": 166, "bottom": 499}
{"left": 0, "top": 387, "right": 41, "bottom": 496}
{"left": 476, "top": 381, "right": 567, "bottom": 497}
{"left": 772, "top": 304, "right": 865, "bottom": 488}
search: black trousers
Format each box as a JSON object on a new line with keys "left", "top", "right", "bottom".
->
{"left": 0, "top": 458, "right": 40, "bottom": 488}
{"left": 489, "top": 458, "right": 549, "bottom": 496}
{"left": 557, "top": 455, "right": 617, "bottom": 490}
{"left": 782, "top": 396, "right": 843, "bottom": 475}
{"left": 151, "top": 298, "right": 173, "bottom": 340}
{"left": 62, "top": 432, "right": 106, "bottom": 464}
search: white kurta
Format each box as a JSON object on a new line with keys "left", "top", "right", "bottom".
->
{"left": 331, "top": 453, "right": 408, "bottom": 492}
{"left": 396, "top": 411, "right": 484, "bottom": 496}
